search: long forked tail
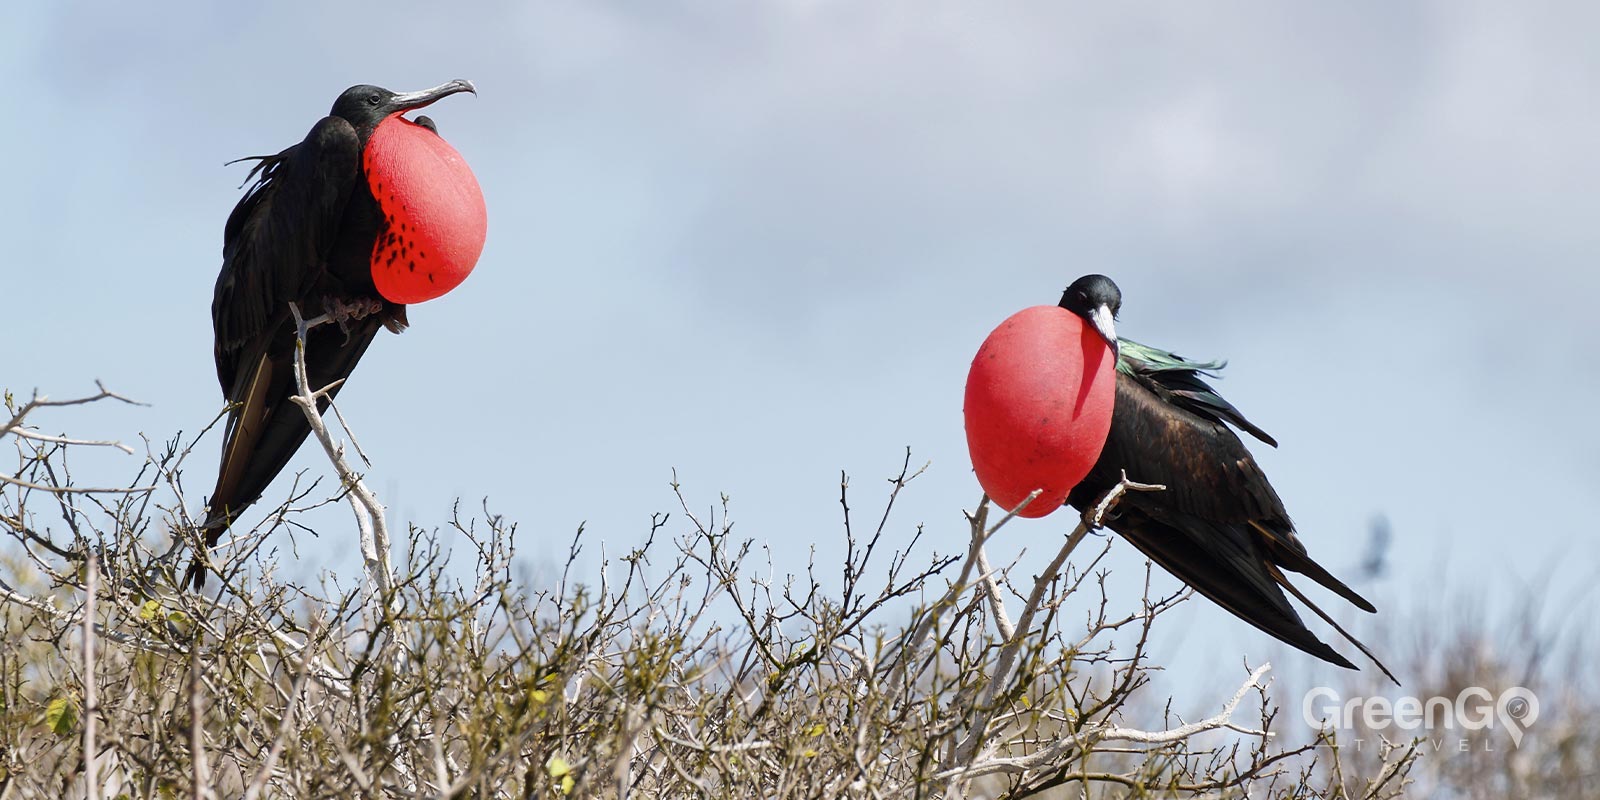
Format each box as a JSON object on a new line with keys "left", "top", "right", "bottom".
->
{"left": 1269, "top": 564, "right": 1400, "bottom": 686}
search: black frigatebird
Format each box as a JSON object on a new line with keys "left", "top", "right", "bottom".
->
{"left": 1057, "top": 275, "right": 1394, "bottom": 681}
{"left": 190, "top": 81, "right": 481, "bottom": 587}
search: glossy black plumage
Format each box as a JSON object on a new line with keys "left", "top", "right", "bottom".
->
{"left": 191, "top": 82, "right": 474, "bottom": 587}
{"left": 1058, "top": 275, "right": 1393, "bottom": 680}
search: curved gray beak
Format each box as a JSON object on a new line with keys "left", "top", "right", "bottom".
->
{"left": 389, "top": 79, "right": 477, "bottom": 112}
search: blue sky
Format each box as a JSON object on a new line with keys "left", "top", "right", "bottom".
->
{"left": 7, "top": 2, "right": 1599, "bottom": 702}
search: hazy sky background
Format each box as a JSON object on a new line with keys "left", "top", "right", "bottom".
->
{"left": 7, "top": 2, "right": 1598, "bottom": 707}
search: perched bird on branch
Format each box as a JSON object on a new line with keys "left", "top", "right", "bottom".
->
{"left": 966, "top": 275, "right": 1392, "bottom": 678}
{"left": 1056, "top": 274, "right": 1393, "bottom": 682}
{"left": 190, "top": 81, "right": 485, "bottom": 587}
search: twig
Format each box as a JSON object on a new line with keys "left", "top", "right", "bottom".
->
{"left": 83, "top": 552, "right": 99, "bottom": 800}
{"left": 969, "top": 489, "right": 1042, "bottom": 643}
{"left": 1, "top": 382, "right": 143, "bottom": 435}
{"left": 7, "top": 428, "right": 135, "bottom": 455}
{"left": 1082, "top": 471, "right": 1166, "bottom": 531}
{"left": 932, "top": 664, "right": 1274, "bottom": 785}
{"left": 884, "top": 492, "right": 1014, "bottom": 693}
{"left": 972, "top": 509, "right": 1016, "bottom": 640}
{"left": 285, "top": 304, "right": 394, "bottom": 616}
{"left": 190, "top": 643, "right": 211, "bottom": 800}
{"left": 1096, "top": 662, "right": 1273, "bottom": 743}
{"left": 2, "top": 386, "right": 150, "bottom": 492}
{"left": 321, "top": 388, "right": 373, "bottom": 468}
{"left": 0, "top": 576, "right": 177, "bottom": 654}
{"left": 0, "top": 473, "right": 155, "bottom": 495}
{"left": 242, "top": 626, "right": 318, "bottom": 800}
{"left": 958, "top": 474, "right": 1166, "bottom": 762}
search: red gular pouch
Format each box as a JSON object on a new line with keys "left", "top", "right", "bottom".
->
{"left": 964, "top": 305, "right": 1116, "bottom": 518}
{"left": 365, "top": 114, "right": 487, "bottom": 304}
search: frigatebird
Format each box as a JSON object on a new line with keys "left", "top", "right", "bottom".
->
{"left": 190, "top": 81, "right": 480, "bottom": 587}
{"left": 1057, "top": 275, "right": 1394, "bottom": 681}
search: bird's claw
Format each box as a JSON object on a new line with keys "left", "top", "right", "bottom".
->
{"left": 1080, "top": 506, "right": 1104, "bottom": 531}
{"left": 325, "top": 296, "right": 383, "bottom": 323}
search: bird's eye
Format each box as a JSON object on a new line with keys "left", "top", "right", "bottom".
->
{"left": 367, "top": 94, "right": 382, "bottom": 106}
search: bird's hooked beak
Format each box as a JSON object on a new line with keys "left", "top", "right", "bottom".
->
{"left": 1088, "top": 303, "right": 1118, "bottom": 356}
{"left": 388, "top": 79, "right": 477, "bottom": 113}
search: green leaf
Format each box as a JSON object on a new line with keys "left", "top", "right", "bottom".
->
{"left": 45, "top": 694, "right": 77, "bottom": 736}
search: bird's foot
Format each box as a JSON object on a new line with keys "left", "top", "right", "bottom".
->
{"left": 1080, "top": 505, "right": 1109, "bottom": 531}
{"left": 323, "top": 296, "right": 385, "bottom": 338}
{"left": 325, "top": 296, "right": 384, "bottom": 324}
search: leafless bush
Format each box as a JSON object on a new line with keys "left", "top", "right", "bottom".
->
{"left": 3, "top": 365, "right": 1427, "bottom": 798}
{"left": 1300, "top": 564, "right": 1600, "bottom": 800}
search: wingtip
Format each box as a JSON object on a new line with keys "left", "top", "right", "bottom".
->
{"left": 1242, "top": 422, "right": 1279, "bottom": 449}
{"left": 1293, "top": 637, "right": 1359, "bottom": 671}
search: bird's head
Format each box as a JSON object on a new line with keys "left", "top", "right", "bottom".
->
{"left": 330, "top": 80, "right": 476, "bottom": 136}
{"left": 1059, "top": 274, "right": 1121, "bottom": 354}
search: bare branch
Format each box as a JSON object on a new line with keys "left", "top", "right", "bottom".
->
{"left": 84, "top": 552, "right": 100, "bottom": 800}
{"left": 286, "top": 304, "right": 394, "bottom": 614}
{"left": 0, "top": 382, "right": 1429, "bottom": 799}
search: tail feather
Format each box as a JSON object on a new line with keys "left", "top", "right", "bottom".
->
{"left": 193, "top": 317, "right": 381, "bottom": 589}
{"left": 1259, "top": 527, "right": 1378, "bottom": 614}
{"left": 1269, "top": 564, "right": 1399, "bottom": 685}
{"left": 1254, "top": 518, "right": 1382, "bottom": 611}
{"left": 1107, "top": 508, "right": 1360, "bottom": 670}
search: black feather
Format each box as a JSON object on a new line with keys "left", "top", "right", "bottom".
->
{"left": 1061, "top": 309, "right": 1391, "bottom": 680}
{"left": 193, "top": 117, "right": 401, "bottom": 588}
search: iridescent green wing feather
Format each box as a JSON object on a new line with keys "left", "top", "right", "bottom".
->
{"left": 1116, "top": 337, "right": 1278, "bottom": 447}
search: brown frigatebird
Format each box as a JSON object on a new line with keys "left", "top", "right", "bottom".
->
{"left": 190, "top": 81, "right": 483, "bottom": 587}
{"left": 1057, "top": 275, "right": 1394, "bottom": 681}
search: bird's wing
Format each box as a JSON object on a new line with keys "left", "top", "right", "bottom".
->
{"left": 1068, "top": 346, "right": 1389, "bottom": 676}
{"left": 1117, "top": 338, "right": 1278, "bottom": 447}
{"left": 204, "top": 116, "right": 363, "bottom": 541}
{"left": 1069, "top": 377, "right": 1388, "bottom": 674}
{"left": 1096, "top": 373, "right": 1290, "bottom": 526}
{"left": 212, "top": 117, "right": 362, "bottom": 394}
{"left": 1109, "top": 346, "right": 1378, "bottom": 612}
{"left": 1104, "top": 504, "right": 1360, "bottom": 670}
